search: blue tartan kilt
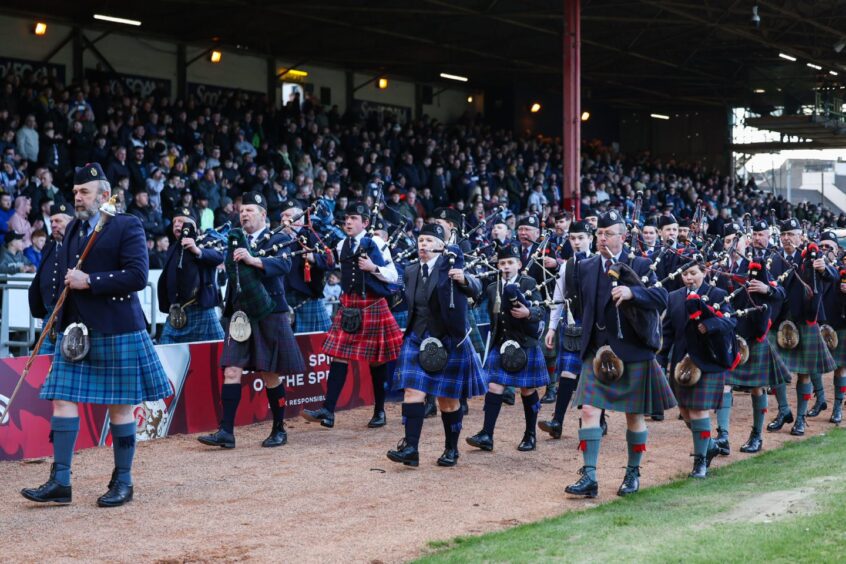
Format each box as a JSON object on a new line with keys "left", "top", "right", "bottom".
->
{"left": 556, "top": 328, "right": 582, "bottom": 375}
{"left": 40, "top": 316, "right": 56, "bottom": 356}
{"left": 485, "top": 342, "right": 548, "bottom": 388}
{"left": 473, "top": 297, "right": 491, "bottom": 325}
{"left": 728, "top": 338, "right": 791, "bottom": 388}
{"left": 221, "top": 312, "right": 305, "bottom": 374}
{"left": 292, "top": 298, "right": 332, "bottom": 334}
{"left": 392, "top": 310, "right": 409, "bottom": 331}
{"left": 41, "top": 330, "right": 172, "bottom": 405}
{"left": 673, "top": 368, "right": 727, "bottom": 411}
{"left": 160, "top": 306, "right": 224, "bottom": 344}
{"left": 770, "top": 323, "right": 836, "bottom": 375}
{"left": 574, "top": 354, "right": 677, "bottom": 414}
{"left": 392, "top": 332, "right": 487, "bottom": 399}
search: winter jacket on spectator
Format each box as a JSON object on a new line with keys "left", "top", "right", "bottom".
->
{"left": 15, "top": 123, "right": 39, "bottom": 162}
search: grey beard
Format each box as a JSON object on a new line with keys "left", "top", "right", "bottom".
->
{"left": 75, "top": 203, "right": 99, "bottom": 221}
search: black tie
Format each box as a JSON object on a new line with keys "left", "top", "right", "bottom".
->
{"left": 422, "top": 263, "right": 429, "bottom": 283}
{"left": 80, "top": 221, "right": 90, "bottom": 238}
{"left": 342, "top": 236, "right": 354, "bottom": 258}
{"left": 604, "top": 258, "right": 612, "bottom": 273}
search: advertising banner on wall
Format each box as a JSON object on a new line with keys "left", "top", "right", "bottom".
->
{"left": 0, "top": 57, "right": 65, "bottom": 83}
{"left": 188, "top": 82, "right": 263, "bottom": 106}
{"left": 351, "top": 99, "right": 412, "bottom": 125}
{"left": 0, "top": 335, "right": 374, "bottom": 461}
{"left": 85, "top": 69, "right": 172, "bottom": 97}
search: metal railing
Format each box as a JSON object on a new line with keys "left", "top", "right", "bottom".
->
{"left": 0, "top": 278, "right": 36, "bottom": 357}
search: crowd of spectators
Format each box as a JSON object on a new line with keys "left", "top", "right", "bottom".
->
{"left": 0, "top": 69, "right": 844, "bottom": 276}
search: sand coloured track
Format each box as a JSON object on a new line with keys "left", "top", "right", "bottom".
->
{"left": 0, "top": 383, "right": 838, "bottom": 563}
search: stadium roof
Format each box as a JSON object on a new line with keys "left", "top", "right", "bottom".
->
{"left": 5, "top": 0, "right": 846, "bottom": 112}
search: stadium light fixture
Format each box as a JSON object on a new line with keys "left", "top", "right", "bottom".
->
{"left": 650, "top": 113, "right": 670, "bottom": 120}
{"left": 93, "top": 14, "right": 142, "bottom": 26}
{"left": 440, "top": 72, "right": 468, "bottom": 82}
{"left": 210, "top": 50, "right": 222, "bottom": 63}
{"left": 778, "top": 53, "right": 797, "bottom": 61}
{"left": 835, "top": 38, "right": 846, "bottom": 53}
{"left": 581, "top": 111, "right": 590, "bottom": 121}
{"left": 467, "top": 96, "right": 474, "bottom": 103}
{"left": 830, "top": 70, "right": 839, "bottom": 76}
{"left": 33, "top": 22, "right": 47, "bottom": 36}
{"left": 530, "top": 103, "right": 541, "bottom": 113}
{"left": 753, "top": 88, "right": 765, "bottom": 94}
{"left": 378, "top": 78, "right": 388, "bottom": 89}
{"left": 807, "top": 63, "right": 822, "bottom": 70}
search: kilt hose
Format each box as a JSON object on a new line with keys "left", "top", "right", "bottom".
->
{"left": 42, "top": 330, "right": 171, "bottom": 405}
{"left": 220, "top": 311, "right": 305, "bottom": 374}
{"left": 160, "top": 306, "right": 224, "bottom": 344}
{"left": 485, "top": 342, "right": 548, "bottom": 389}
{"left": 769, "top": 323, "right": 836, "bottom": 375}
{"left": 573, "top": 353, "right": 677, "bottom": 414}
{"left": 672, "top": 367, "right": 727, "bottom": 411}
{"left": 289, "top": 292, "right": 332, "bottom": 334}
{"left": 392, "top": 331, "right": 487, "bottom": 399}
{"left": 323, "top": 293, "right": 403, "bottom": 364}
{"left": 728, "top": 337, "right": 791, "bottom": 388}
{"left": 556, "top": 329, "right": 582, "bottom": 375}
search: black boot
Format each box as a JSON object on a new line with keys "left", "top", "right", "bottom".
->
{"left": 540, "top": 385, "right": 557, "bottom": 404}
{"left": 437, "top": 448, "right": 459, "bottom": 467}
{"left": 739, "top": 429, "right": 762, "bottom": 453}
{"left": 302, "top": 407, "right": 335, "bottom": 428}
{"left": 600, "top": 413, "right": 609, "bottom": 437}
{"left": 790, "top": 414, "right": 806, "bottom": 436}
{"left": 367, "top": 410, "right": 387, "bottom": 428}
{"left": 706, "top": 439, "right": 720, "bottom": 468}
{"left": 96, "top": 471, "right": 133, "bottom": 508}
{"left": 538, "top": 419, "right": 563, "bottom": 439}
{"left": 386, "top": 439, "right": 419, "bottom": 467}
{"left": 830, "top": 402, "right": 843, "bottom": 424}
{"left": 806, "top": 397, "right": 828, "bottom": 418}
{"left": 689, "top": 455, "right": 708, "bottom": 479}
{"left": 261, "top": 421, "right": 288, "bottom": 448}
{"left": 766, "top": 410, "right": 794, "bottom": 432}
{"left": 197, "top": 428, "right": 236, "bottom": 448}
{"left": 617, "top": 466, "right": 640, "bottom": 496}
{"left": 565, "top": 466, "right": 598, "bottom": 498}
{"left": 502, "top": 387, "right": 516, "bottom": 406}
{"left": 460, "top": 397, "right": 469, "bottom": 415}
{"left": 423, "top": 395, "right": 438, "bottom": 418}
{"left": 715, "top": 427, "right": 730, "bottom": 456}
{"left": 517, "top": 432, "right": 536, "bottom": 452}
{"left": 20, "top": 463, "right": 72, "bottom": 504}
{"left": 465, "top": 431, "right": 494, "bottom": 451}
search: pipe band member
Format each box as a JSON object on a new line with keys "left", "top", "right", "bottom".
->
{"left": 817, "top": 230, "right": 846, "bottom": 425}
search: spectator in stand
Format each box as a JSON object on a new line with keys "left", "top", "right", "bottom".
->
{"left": 146, "top": 167, "right": 166, "bottom": 211}
{"left": 128, "top": 146, "right": 149, "bottom": 193}
{"left": 15, "top": 114, "right": 39, "bottom": 164}
{"left": 127, "top": 189, "right": 165, "bottom": 237}
{"left": 106, "top": 146, "right": 129, "bottom": 186}
{"left": 234, "top": 129, "right": 257, "bottom": 158}
{"left": 0, "top": 231, "right": 35, "bottom": 274}
{"left": 148, "top": 234, "right": 169, "bottom": 269}
{"left": 25, "top": 229, "right": 47, "bottom": 268}
{"left": 8, "top": 195, "right": 42, "bottom": 248}
{"left": 0, "top": 191, "right": 14, "bottom": 234}
{"left": 1, "top": 159, "right": 25, "bottom": 195}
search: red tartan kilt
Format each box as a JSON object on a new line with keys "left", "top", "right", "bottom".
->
{"left": 322, "top": 293, "right": 403, "bottom": 363}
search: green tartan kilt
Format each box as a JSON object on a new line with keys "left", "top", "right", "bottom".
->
{"left": 673, "top": 367, "right": 726, "bottom": 411}
{"left": 833, "top": 329, "right": 846, "bottom": 367}
{"left": 769, "top": 323, "right": 836, "bottom": 375}
{"left": 728, "top": 337, "right": 791, "bottom": 388}
{"left": 573, "top": 354, "right": 677, "bottom": 414}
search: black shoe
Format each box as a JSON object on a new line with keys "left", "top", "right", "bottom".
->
{"left": 97, "top": 480, "right": 134, "bottom": 507}
{"left": 387, "top": 439, "right": 419, "bottom": 467}
{"left": 600, "top": 417, "right": 608, "bottom": 437}
{"left": 706, "top": 439, "right": 720, "bottom": 468}
{"left": 790, "top": 415, "right": 806, "bottom": 436}
{"left": 20, "top": 464, "right": 72, "bottom": 504}
{"left": 830, "top": 402, "right": 842, "bottom": 424}
{"left": 715, "top": 427, "right": 730, "bottom": 456}
{"left": 502, "top": 388, "right": 516, "bottom": 406}
{"left": 261, "top": 421, "right": 288, "bottom": 447}
{"left": 424, "top": 399, "right": 438, "bottom": 419}
{"left": 807, "top": 399, "right": 828, "bottom": 418}
{"left": 461, "top": 403, "right": 469, "bottom": 415}
{"left": 197, "top": 428, "right": 235, "bottom": 448}
{"left": 766, "top": 411, "right": 794, "bottom": 432}
{"left": 538, "top": 419, "right": 562, "bottom": 439}
{"left": 617, "top": 466, "right": 640, "bottom": 496}
{"left": 517, "top": 432, "right": 536, "bottom": 452}
{"left": 466, "top": 431, "right": 494, "bottom": 451}
{"left": 540, "top": 386, "right": 557, "bottom": 404}
{"left": 565, "top": 466, "right": 598, "bottom": 498}
{"left": 739, "top": 429, "right": 762, "bottom": 453}
{"left": 651, "top": 413, "right": 665, "bottom": 422}
{"left": 437, "top": 448, "right": 459, "bottom": 467}
{"left": 302, "top": 407, "right": 335, "bottom": 428}
{"left": 367, "top": 411, "right": 387, "bottom": 428}
{"left": 689, "top": 455, "right": 708, "bottom": 479}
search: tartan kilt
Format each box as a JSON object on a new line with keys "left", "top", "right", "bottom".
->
{"left": 485, "top": 342, "right": 548, "bottom": 388}
{"left": 473, "top": 297, "right": 491, "bottom": 325}
{"left": 833, "top": 329, "right": 846, "bottom": 367}
{"left": 728, "top": 338, "right": 791, "bottom": 388}
{"left": 770, "top": 323, "right": 836, "bottom": 375}
{"left": 220, "top": 312, "right": 305, "bottom": 374}
{"left": 323, "top": 293, "right": 403, "bottom": 363}
{"left": 392, "top": 310, "right": 409, "bottom": 331}
{"left": 468, "top": 313, "right": 485, "bottom": 356}
{"left": 160, "top": 306, "right": 224, "bottom": 344}
{"left": 40, "top": 316, "right": 56, "bottom": 357}
{"left": 573, "top": 355, "right": 677, "bottom": 414}
{"left": 41, "top": 330, "right": 171, "bottom": 405}
{"left": 292, "top": 298, "right": 332, "bottom": 334}
{"left": 672, "top": 366, "right": 727, "bottom": 410}
{"left": 392, "top": 332, "right": 487, "bottom": 399}
{"left": 556, "top": 329, "right": 582, "bottom": 375}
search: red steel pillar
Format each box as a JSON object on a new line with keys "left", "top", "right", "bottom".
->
{"left": 563, "top": 0, "right": 581, "bottom": 218}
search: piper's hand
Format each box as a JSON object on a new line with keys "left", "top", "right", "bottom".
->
{"left": 545, "top": 329, "right": 555, "bottom": 349}
{"left": 358, "top": 255, "right": 377, "bottom": 273}
{"left": 813, "top": 258, "right": 825, "bottom": 272}
{"left": 748, "top": 279, "right": 770, "bottom": 294}
{"left": 233, "top": 248, "right": 261, "bottom": 267}
{"left": 543, "top": 256, "right": 558, "bottom": 269}
{"left": 697, "top": 323, "right": 707, "bottom": 334}
{"left": 840, "top": 282, "right": 846, "bottom": 293}
{"left": 510, "top": 302, "right": 530, "bottom": 319}
{"left": 448, "top": 268, "right": 466, "bottom": 285}
{"left": 611, "top": 285, "right": 633, "bottom": 306}
{"left": 181, "top": 237, "right": 201, "bottom": 256}
{"left": 65, "top": 269, "right": 90, "bottom": 290}
{"left": 305, "top": 252, "right": 316, "bottom": 263}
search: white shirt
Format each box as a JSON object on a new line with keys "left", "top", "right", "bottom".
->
{"left": 549, "top": 249, "right": 592, "bottom": 330}
{"left": 334, "top": 230, "right": 398, "bottom": 284}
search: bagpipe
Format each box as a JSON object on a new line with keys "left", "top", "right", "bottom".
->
{"left": 224, "top": 228, "right": 275, "bottom": 342}
{"left": 674, "top": 290, "right": 741, "bottom": 387}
